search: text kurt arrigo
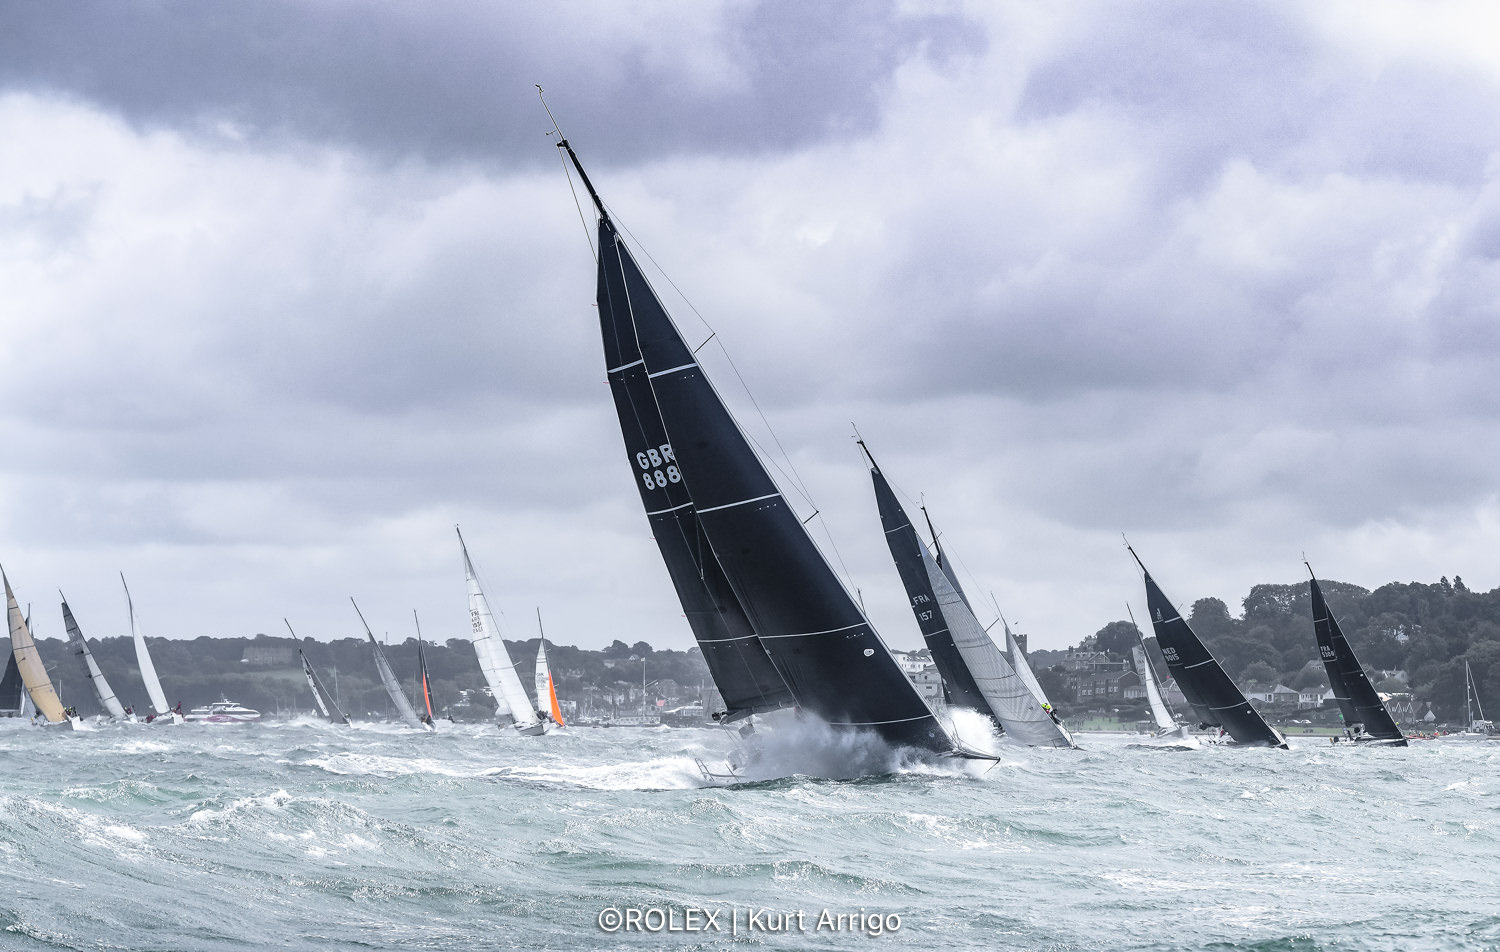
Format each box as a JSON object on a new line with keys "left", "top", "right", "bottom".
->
{"left": 596, "top": 906, "right": 901, "bottom": 937}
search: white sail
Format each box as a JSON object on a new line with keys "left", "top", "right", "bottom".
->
{"left": 920, "top": 548, "right": 1074, "bottom": 748}
{"left": 1004, "top": 622, "right": 1052, "bottom": 709}
{"left": 458, "top": 531, "right": 539, "bottom": 731}
{"left": 62, "top": 599, "right": 127, "bottom": 719}
{"left": 1134, "top": 645, "right": 1176, "bottom": 732}
{"left": 121, "top": 575, "right": 171, "bottom": 716}
{"left": 5, "top": 571, "right": 67, "bottom": 723}
{"left": 534, "top": 639, "right": 550, "bottom": 717}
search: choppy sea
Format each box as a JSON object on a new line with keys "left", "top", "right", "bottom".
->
{"left": 0, "top": 717, "right": 1495, "bottom": 951}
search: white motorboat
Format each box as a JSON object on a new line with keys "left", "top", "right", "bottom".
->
{"left": 183, "top": 699, "right": 261, "bottom": 723}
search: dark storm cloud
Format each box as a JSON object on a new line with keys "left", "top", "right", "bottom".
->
{"left": 0, "top": 0, "right": 982, "bottom": 166}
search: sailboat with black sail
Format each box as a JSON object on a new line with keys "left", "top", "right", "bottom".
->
{"left": 556, "top": 128, "right": 958, "bottom": 756}
{"left": 459, "top": 527, "right": 546, "bottom": 734}
{"left": 1307, "top": 566, "right": 1407, "bottom": 746}
{"left": 351, "top": 599, "right": 426, "bottom": 731}
{"left": 62, "top": 595, "right": 130, "bottom": 722}
{"left": 1127, "top": 544, "right": 1286, "bottom": 748}
{"left": 861, "top": 441, "right": 1074, "bottom": 748}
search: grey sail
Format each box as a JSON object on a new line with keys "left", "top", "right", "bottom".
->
{"left": 1129, "top": 546, "right": 1286, "bottom": 748}
{"left": 351, "top": 600, "right": 423, "bottom": 730}
{"left": 61, "top": 597, "right": 128, "bottom": 719}
{"left": 1308, "top": 571, "right": 1405, "bottom": 744}
{"left": 920, "top": 541, "right": 1075, "bottom": 747}
{"left": 561, "top": 138, "right": 952, "bottom": 753}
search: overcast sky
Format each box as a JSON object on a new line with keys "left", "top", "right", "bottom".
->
{"left": 2, "top": 1, "right": 1499, "bottom": 654}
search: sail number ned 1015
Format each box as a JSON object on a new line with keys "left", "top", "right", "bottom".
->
{"left": 636, "top": 444, "right": 681, "bottom": 491}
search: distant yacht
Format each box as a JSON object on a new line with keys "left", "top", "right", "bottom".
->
{"left": 183, "top": 699, "right": 261, "bottom": 723}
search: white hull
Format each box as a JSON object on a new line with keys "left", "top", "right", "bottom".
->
{"left": 1129, "top": 725, "right": 1201, "bottom": 749}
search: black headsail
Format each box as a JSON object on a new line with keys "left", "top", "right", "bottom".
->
{"left": 589, "top": 181, "right": 791, "bottom": 722}
{"left": 0, "top": 646, "right": 23, "bottom": 715}
{"left": 1307, "top": 568, "right": 1406, "bottom": 744}
{"left": 1128, "top": 545, "right": 1286, "bottom": 748}
{"left": 561, "top": 138, "right": 951, "bottom": 752}
{"left": 860, "top": 442, "right": 988, "bottom": 713}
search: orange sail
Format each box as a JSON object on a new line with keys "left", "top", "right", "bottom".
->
{"left": 546, "top": 674, "right": 565, "bottom": 727}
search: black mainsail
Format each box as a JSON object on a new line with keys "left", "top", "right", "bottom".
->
{"left": 862, "top": 444, "right": 988, "bottom": 713}
{"left": 590, "top": 193, "right": 791, "bottom": 722}
{"left": 1128, "top": 546, "right": 1286, "bottom": 748}
{"left": 1307, "top": 569, "right": 1406, "bottom": 745}
{"left": 562, "top": 138, "right": 952, "bottom": 752}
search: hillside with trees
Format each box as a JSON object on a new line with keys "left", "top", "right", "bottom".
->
{"left": 1045, "top": 574, "right": 1498, "bottom": 724}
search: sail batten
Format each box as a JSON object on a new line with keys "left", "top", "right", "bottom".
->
{"left": 1309, "top": 573, "right": 1405, "bottom": 744}
{"left": 62, "top": 598, "right": 127, "bottom": 719}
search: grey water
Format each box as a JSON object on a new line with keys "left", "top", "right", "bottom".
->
{"left": 0, "top": 719, "right": 1496, "bottom": 952}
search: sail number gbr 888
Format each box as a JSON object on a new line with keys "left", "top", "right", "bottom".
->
{"left": 636, "top": 443, "right": 681, "bottom": 491}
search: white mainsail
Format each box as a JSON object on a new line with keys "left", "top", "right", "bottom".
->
{"left": 121, "top": 574, "right": 172, "bottom": 717}
{"left": 534, "top": 639, "right": 550, "bottom": 718}
{"left": 458, "top": 529, "right": 539, "bottom": 732}
{"left": 5, "top": 570, "right": 67, "bottom": 723}
{"left": 62, "top": 598, "right": 127, "bottom": 719}
{"left": 1134, "top": 645, "right": 1176, "bottom": 732}
{"left": 920, "top": 548, "right": 1074, "bottom": 748}
{"left": 1003, "top": 620, "right": 1053, "bottom": 710}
